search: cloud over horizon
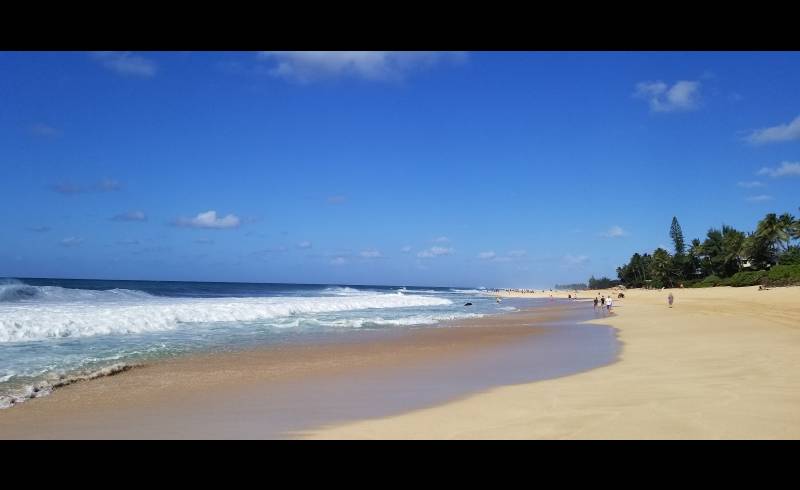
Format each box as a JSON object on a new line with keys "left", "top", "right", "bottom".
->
{"left": 601, "top": 225, "right": 628, "bottom": 238}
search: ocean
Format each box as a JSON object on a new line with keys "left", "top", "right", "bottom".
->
{"left": 0, "top": 277, "right": 513, "bottom": 408}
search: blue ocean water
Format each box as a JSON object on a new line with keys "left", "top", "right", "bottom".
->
{"left": 0, "top": 277, "right": 513, "bottom": 408}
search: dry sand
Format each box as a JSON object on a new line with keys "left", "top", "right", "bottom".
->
{"left": 308, "top": 286, "right": 800, "bottom": 439}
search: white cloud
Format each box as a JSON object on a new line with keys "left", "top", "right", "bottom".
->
{"left": 257, "top": 51, "right": 466, "bottom": 83}
{"left": 330, "top": 257, "right": 347, "bottom": 266}
{"left": 60, "top": 237, "right": 84, "bottom": 247}
{"left": 507, "top": 249, "right": 527, "bottom": 257}
{"left": 477, "top": 251, "right": 496, "bottom": 260}
{"left": 433, "top": 236, "right": 450, "bottom": 243}
{"left": 91, "top": 52, "right": 157, "bottom": 78}
{"left": 360, "top": 249, "right": 383, "bottom": 258}
{"left": 112, "top": 210, "right": 147, "bottom": 222}
{"left": 746, "top": 195, "right": 773, "bottom": 202}
{"left": 737, "top": 181, "right": 765, "bottom": 188}
{"left": 417, "top": 246, "right": 453, "bottom": 258}
{"left": 297, "top": 240, "right": 313, "bottom": 249}
{"left": 757, "top": 161, "right": 800, "bottom": 178}
{"left": 601, "top": 225, "right": 628, "bottom": 238}
{"left": 746, "top": 115, "right": 800, "bottom": 145}
{"left": 400, "top": 245, "right": 412, "bottom": 253}
{"left": 176, "top": 210, "right": 240, "bottom": 229}
{"left": 634, "top": 80, "right": 701, "bottom": 112}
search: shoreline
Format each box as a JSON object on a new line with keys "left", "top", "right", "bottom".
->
{"left": 0, "top": 302, "right": 618, "bottom": 439}
{"left": 308, "top": 285, "right": 800, "bottom": 439}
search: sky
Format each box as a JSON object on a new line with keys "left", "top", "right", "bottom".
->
{"left": 2, "top": 51, "right": 799, "bottom": 288}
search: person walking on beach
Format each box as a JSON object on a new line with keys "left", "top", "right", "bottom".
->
{"left": 668, "top": 292, "right": 674, "bottom": 308}
{"left": 600, "top": 295, "right": 605, "bottom": 307}
{"left": 593, "top": 296, "right": 599, "bottom": 309}
{"left": 606, "top": 296, "right": 613, "bottom": 313}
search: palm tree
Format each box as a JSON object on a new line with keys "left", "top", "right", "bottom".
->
{"left": 756, "top": 213, "right": 791, "bottom": 253}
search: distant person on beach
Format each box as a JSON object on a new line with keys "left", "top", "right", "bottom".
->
{"left": 606, "top": 296, "right": 613, "bottom": 313}
{"left": 668, "top": 292, "right": 674, "bottom": 308}
{"left": 593, "top": 296, "right": 599, "bottom": 309}
{"left": 600, "top": 296, "right": 605, "bottom": 307}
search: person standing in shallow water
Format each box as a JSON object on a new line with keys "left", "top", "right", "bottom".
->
{"left": 668, "top": 292, "right": 674, "bottom": 308}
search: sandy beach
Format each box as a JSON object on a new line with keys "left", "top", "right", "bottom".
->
{"left": 0, "top": 303, "right": 619, "bottom": 439}
{"left": 308, "top": 286, "right": 800, "bottom": 439}
{"left": 2, "top": 285, "right": 798, "bottom": 439}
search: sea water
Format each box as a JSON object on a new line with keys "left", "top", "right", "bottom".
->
{"left": 0, "top": 278, "right": 509, "bottom": 408}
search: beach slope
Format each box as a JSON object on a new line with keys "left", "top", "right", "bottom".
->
{"left": 308, "top": 286, "right": 800, "bottom": 439}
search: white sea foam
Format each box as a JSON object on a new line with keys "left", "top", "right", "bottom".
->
{"left": 0, "top": 292, "right": 453, "bottom": 343}
{"left": 0, "top": 363, "right": 135, "bottom": 409}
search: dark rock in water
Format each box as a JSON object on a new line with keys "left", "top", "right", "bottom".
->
{"left": 464, "top": 302, "right": 473, "bottom": 306}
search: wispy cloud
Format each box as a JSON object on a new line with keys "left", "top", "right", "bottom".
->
{"left": 111, "top": 210, "right": 147, "bottom": 222}
{"left": 60, "top": 237, "right": 84, "bottom": 247}
{"left": 746, "top": 115, "right": 800, "bottom": 145}
{"left": 360, "top": 249, "right": 383, "bottom": 259}
{"left": 50, "top": 178, "right": 122, "bottom": 195}
{"left": 91, "top": 52, "right": 157, "bottom": 78}
{"left": 634, "top": 80, "right": 701, "bottom": 112}
{"left": 29, "top": 123, "right": 61, "bottom": 137}
{"left": 297, "top": 240, "right": 313, "bottom": 249}
{"left": 737, "top": 180, "right": 765, "bottom": 188}
{"left": 327, "top": 195, "right": 347, "bottom": 204}
{"left": 600, "top": 225, "right": 628, "bottom": 238}
{"left": 330, "top": 256, "right": 347, "bottom": 266}
{"left": 757, "top": 161, "right": 800, "bottom": 178}
{"left": 257, "top": 51, "right": 466, "bottom": 84}
{"left": 477, "top": 249, "right": 526, "bottom": 263}
{"left": 746, "top": 195, "right": 773, "bottom": 202}
{"left": 417, "top": 246, "right": 453, "bottom": 258}
{"left": 175, "top": 210, "right": 241, "bottom": 229}
{"left": 400, "top": 245, "right": 412, "bottom": 253}
{"left": 433, "top": 236, "right": 450, "bottom": 243}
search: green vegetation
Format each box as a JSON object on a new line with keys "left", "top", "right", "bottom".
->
{"left": 587, "top": 276, "right": 621, "bottom": 289}
{"left": 608, "top": 210, "right": 800, "bottom": 289}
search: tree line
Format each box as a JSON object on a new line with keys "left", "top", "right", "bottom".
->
{"left": 596, "top": 211, "right": 800, "bottom": 289}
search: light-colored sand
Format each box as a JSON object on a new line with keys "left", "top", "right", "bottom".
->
{"left": 308, "top": 286, "right": 800, "bottom": 439}
{"left": 0, "top": 306, "right": 574, "bottom": 439}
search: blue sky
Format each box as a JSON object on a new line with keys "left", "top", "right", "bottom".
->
{"left": 2, "top": 51, "right": 799, "bottom": 287}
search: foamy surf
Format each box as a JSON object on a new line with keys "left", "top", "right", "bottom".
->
{"left": 0, "top": 362, "right": 136, "bottom": 409}
{"left": 0, "top": 279, "right": 516, "bottom": 409}
{"left": 0, "top": 291, "right": 453, "bottom": 343}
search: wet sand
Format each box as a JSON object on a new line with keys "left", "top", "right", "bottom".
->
{"left": 310, "top": 286, "right": 800, "bottom": 439}
{"left": 0, "top": 302, "right": 618, "bottom": 439}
